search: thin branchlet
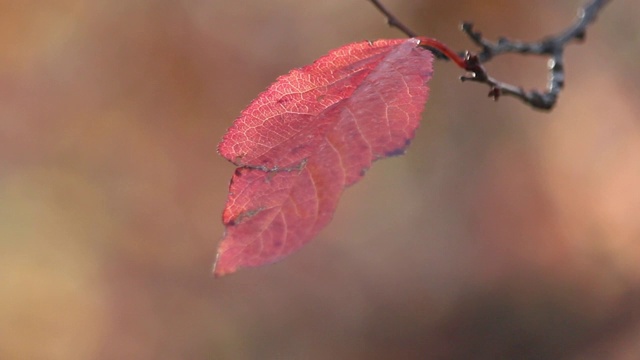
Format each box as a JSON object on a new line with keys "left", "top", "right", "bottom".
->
{"left": 367, "top": 0, "right": 449, "bottom": 60}
{"left": 368, "top": 0, "right": 611, "bottom": 110}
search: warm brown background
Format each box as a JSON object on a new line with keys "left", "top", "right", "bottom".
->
{"left": 2, "top": 0, "right": 639, "bottom": 359}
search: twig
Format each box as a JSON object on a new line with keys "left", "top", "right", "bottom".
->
{"left": 367, "top": 0, "right": 449, "bottom": 60}
{"left": 368, "top": 0, "right": 611, "bottom": 110}
{"left": 367, "top": 0, "right": 416, "bottom": 37}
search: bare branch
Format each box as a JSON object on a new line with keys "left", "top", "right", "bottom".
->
{"left": 368, "top": 0, "right": 449, "bottom": 60}
{"left": 368, "top": 0, "right": 612, "bottom": 110}
{"left": 459, "top": 0, "right": 611, "bottom": 110}
{"left": 368, "top": 0, "right": 417, "bottom": 37}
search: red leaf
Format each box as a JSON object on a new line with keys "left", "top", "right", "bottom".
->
{"left": 215, "top": 38, "right": 434, "bottom": 276}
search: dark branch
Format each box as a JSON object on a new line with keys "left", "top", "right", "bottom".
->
{"left": 367, "top": 0, "right": 449, "bottom": 60}
{"left": 368, "top": 0, "right": 611, "bottom": 110}
{"left": 459, "top": 0, "right": 611, "bottom": 110}
{"left": 367, "top": 0, "right": 416, "bottom": 37}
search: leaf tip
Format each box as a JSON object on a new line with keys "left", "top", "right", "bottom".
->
{"left": 212, "top": 251, "right": 236, "bottom": 278}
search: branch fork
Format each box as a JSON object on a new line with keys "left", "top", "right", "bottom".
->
{"left": 369, "top": 0, "right": 611, "bottom": 110}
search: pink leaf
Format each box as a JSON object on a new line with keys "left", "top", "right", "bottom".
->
{"left": 215, "top": 38, "right": 434, "bottom": 276}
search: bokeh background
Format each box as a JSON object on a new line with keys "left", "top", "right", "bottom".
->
{"left": 2, "top": 0, "right": 639, "bottom": 359}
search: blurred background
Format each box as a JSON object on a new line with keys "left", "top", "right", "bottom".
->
{"left": 1, "top": 0, "right": 639, "bottom": 359}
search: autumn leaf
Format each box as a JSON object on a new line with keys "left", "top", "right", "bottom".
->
{"left": 215, "top": 38, "right": 434, "bottom": 276}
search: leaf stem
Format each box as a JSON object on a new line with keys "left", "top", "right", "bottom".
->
{"left": 415, "top": 37, "right": 467, "bottom": 69}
